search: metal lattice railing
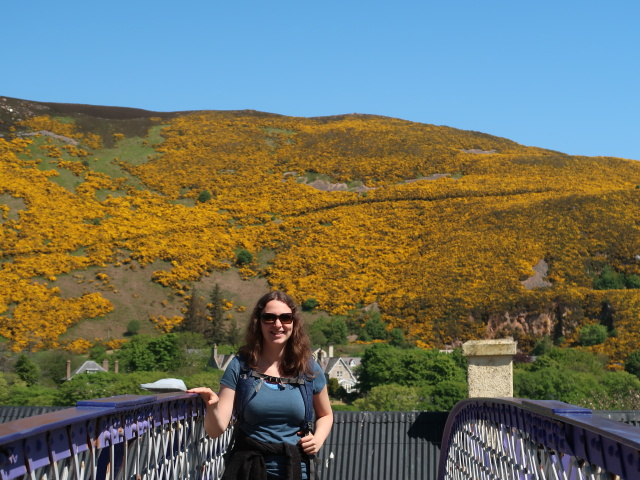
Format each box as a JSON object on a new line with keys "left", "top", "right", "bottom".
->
{"left": 3, "top": 395, "right": 640, "bottom": 479}
{"left": 0, "top": 393, "right": 233, "bottom": 480}
{"left": 437, "top": 398, "right": 640, "bottom": 480}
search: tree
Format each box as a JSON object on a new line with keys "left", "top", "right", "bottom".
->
{"left": 13, "top": 354, "right": 40, "bottom": 386}
{"left": 308, "top": 316, "right": 348, "bottom": 346}
{"left": 357, "top": 344, "right": 406, "bottom": 393}
{"left": 117, "top": 335, "right": 156, "bottom": 372}
{"left": 594, "top": 265, "right": 625, "bottom": 290}
{"left": 308, "top": 321, "right": 327, "bottom": 347}
{"left": 55, "top": 371, "right": 166, "bottom": 406}
{"left": 364, "top": 313, "right": 387, "bottom": 340}
{"left": 88, "top": 344, "right": 107, "bottom": 363}
{"left": 5, "top": 384, "right": 57, "bottom": 406}
{"left": 578, "top": 324, "right": 608, "bottom": 347}
{"left": 625, "top": 350, "right": 640, "bottom": 377}
{"left": 625, "top": 274, "right": 640, "bottom": 289}
{"left": 327, "top": 377, "right": 340, "bottom": 398}
{"left": 325, "top": 318, "right": 348, "bottom": 345}
{"left": 354, "top": 384, "right": 420, "bottom": 411}
{"left": 531, "top": 336, "right": 553, "bottom": 356}
{"left": 388, "top": 328, "right": 406, "bottom": 347}
{"left": 235, "top": 249, "right": 253, "bottom": 266}
{"left": 514, "top": 347, "right": 640, "bottom": 407}
{"left": 33, "top": 350, "right": 76, "bottom": 385}
{"left": 183, "top": 289, "right": 214, "bottom": 341}
{"left": 197, "top": 189, "right": 212, "bottom": 203}
{"left": 207, "top": 283, "right": 228, "bottom": 344}
{"left": 147, "top": 334, "right": 185, "bottom": 371}
{"left": 302, "top": 298, "right": 319, "bottom": 311}
{"left": 357, "top": 344, "right": 467, "bottom": 393}
{"left": 426, "top": 381, "right": 468, "bottom": 411}
{"left": 127, "top": 319, "right": 141, "bottom": 336}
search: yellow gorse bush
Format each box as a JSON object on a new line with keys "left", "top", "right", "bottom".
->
{"left": 2, "top": 112, "right": 640, "bottom": 361}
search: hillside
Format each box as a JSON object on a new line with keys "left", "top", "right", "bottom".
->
{"left": 1, "top": 96, "right": 640, "bottom": 361}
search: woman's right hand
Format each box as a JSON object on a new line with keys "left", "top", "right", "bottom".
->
{"left": 187, "top": 385, "right": 235, "bottom": 439}
{"left": 186, "top": 387, "right": 220, "bottom": 406}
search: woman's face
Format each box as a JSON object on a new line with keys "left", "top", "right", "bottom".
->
{"left": 260, "top": 300, "right": 294, "bottom": 348}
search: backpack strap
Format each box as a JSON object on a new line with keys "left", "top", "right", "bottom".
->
{"left": 232, "top": 356, "right": 318, "bottom": 432}
{"left": 299, "top": 357, "right": 317, "bottom": 434}
{"left": 232, "top": 357, "right": 256, "bottom": 425}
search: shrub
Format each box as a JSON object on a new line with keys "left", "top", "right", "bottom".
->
{"left": 579, "top": 324, "right": 608, "bottom": 347}
{"left": 13, "top": 355, "right": 40, "bottom": 386}
{"left": 235, "top": 249, "right": 253, "bottom": 266}
{"left": 197, "top": 189, "right": 212, "bottom": 203}
{"left": 625, "top": 350, "right": 640, "bottom": 378}
{"left": 302, "top": 298, "right": 319, "bottom": 311}
{"left": 625, "top": 274, "right": 640, "bottom": 289}
{"left": 127, "top": 319, "right": 142, "bottom": 336}
{"left": 594, "top": 265, "right": 625, "bottom": 290}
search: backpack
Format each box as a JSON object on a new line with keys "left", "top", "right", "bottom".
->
{"left": 232, "top": 356, "right": 316, "bottom": 434}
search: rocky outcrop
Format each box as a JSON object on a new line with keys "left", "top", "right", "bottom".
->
{"left": 521, "top": 259, "right": 552, "bottom": 290}
{"left": 486, "top": 311, "right": 553, "bottom": 338}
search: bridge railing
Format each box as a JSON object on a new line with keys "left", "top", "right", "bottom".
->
{"left": 0, "top": 393, "right": 233, "bottom": 480}
{"left": 3, "top": 395, "right": 640, "bottom": 479}
{"left": 437, "top": 397, "right": 640, "bottom": 480}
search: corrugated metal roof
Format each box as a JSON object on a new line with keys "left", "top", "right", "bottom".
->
{"left": 595, "top": 410, "right": 640, "bottom": 427}
{"left": 317, "top": 411, "right": 448, "bottom": 480}
{"left": 0, "top": 406, "right": 69, "bottom": 424}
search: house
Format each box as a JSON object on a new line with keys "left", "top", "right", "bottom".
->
{"left": 314, "top": 346, "right": 360, "bottom": 393}
{"left": 66, "top": 360, "right": 106, "bottom": 380}
{"left": 65, "top": 359, "right": 118, "bottom": 380}
{"left": 208, "top": 344, "right": 235, "bottom": 370}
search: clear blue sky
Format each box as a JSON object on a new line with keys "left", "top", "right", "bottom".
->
{"left": 3, "top": 0, "right": 639, "bottom": 160}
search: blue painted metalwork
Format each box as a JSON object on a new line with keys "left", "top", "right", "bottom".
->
{"left": 437, "top": 398, "right": 640, "bottom": 480}
{"left": 2, "top": 394, "right": 640, "bottom": 479}
{"left": 0, "top": 393, "right": 233, "bottom": 480}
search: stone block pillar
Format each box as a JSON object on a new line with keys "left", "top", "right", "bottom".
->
{"left": 462, "top": 338, "right": 517, "bottom": 398}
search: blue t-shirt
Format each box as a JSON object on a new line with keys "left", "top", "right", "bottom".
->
{"left": 220, "top": 356, "right": 326, "bottom": 479}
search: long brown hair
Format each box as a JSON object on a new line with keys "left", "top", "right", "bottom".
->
{"left": 238, "top": 291, "right": 313, "bottom": 377}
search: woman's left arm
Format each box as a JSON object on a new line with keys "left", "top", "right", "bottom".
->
{"left": 299, "top": 385, "right": 333, "bottom": 455}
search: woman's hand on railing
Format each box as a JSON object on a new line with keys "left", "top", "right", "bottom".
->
{"left": 187, "top": 386, "right": 236, "bottom": 439}
{"left": 186, "top": 387, "right": 220, "bottom": 406}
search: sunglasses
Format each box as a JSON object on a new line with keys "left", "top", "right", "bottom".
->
{"left": 260, "top": 312, "right": 294, "bottom": 324}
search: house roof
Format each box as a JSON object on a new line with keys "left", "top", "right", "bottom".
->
{"left": 208, "top": 353, "right": 235, "bottom": 370}
{"left": 70, "top": 360, "right": 107, "bottom": 377}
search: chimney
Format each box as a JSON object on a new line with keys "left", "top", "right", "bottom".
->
{"left": 328, "top": 345, "right": 334, "bottom": 358}
{"left": 66, "top": 359, "right": 71, "bottom": 380}
{"left": 114, "top": 359, "right": 119, "bottom": 374}
{"left": 102, "top": 359, "right": 108, "bottom": 372}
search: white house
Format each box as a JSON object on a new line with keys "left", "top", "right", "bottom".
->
{"left": 313, "top": 346, "right": 360, "bottom": 393}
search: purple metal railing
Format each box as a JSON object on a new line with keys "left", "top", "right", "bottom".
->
{"left": 437, "top": 398, "right": 640, "bottom": 480}
{"left": 2, "top": 395, "right": 640, "bottom": 479}
{"left": 0, "top": 393, "right": 233, "bottom": 480}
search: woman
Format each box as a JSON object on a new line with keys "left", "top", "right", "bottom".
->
{"left": 188, "top": 291, "right": 333, "bottom": 480}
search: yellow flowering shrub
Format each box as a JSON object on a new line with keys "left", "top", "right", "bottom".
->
{"left": 150, "top": 314, "right": 184, "bottom": 333}
{"left": 3, "top": 110, "right": 640, "bottom": 359}
{"left": 63, "top": 338, "right": 93, "bottom": 354}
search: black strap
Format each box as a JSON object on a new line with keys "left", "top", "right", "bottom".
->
{"left": 250, "top": 369, "right": 306, "bottom": 385}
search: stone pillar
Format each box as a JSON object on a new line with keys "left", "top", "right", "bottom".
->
{"left": 66, "top": 359, "right": 71, "bottom": 380}
{"left": 102, "top": 359, "right": 109, "bottom": 372}
{"left": 114, "top": 359, "right": 119, "bottom": 374}
{"left": 463, "top": 338, "right": 517, "bottom": 398}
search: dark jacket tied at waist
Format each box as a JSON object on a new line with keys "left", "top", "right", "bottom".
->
{"left": 222, "top": 430, "right": 312, "bottom": 480}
